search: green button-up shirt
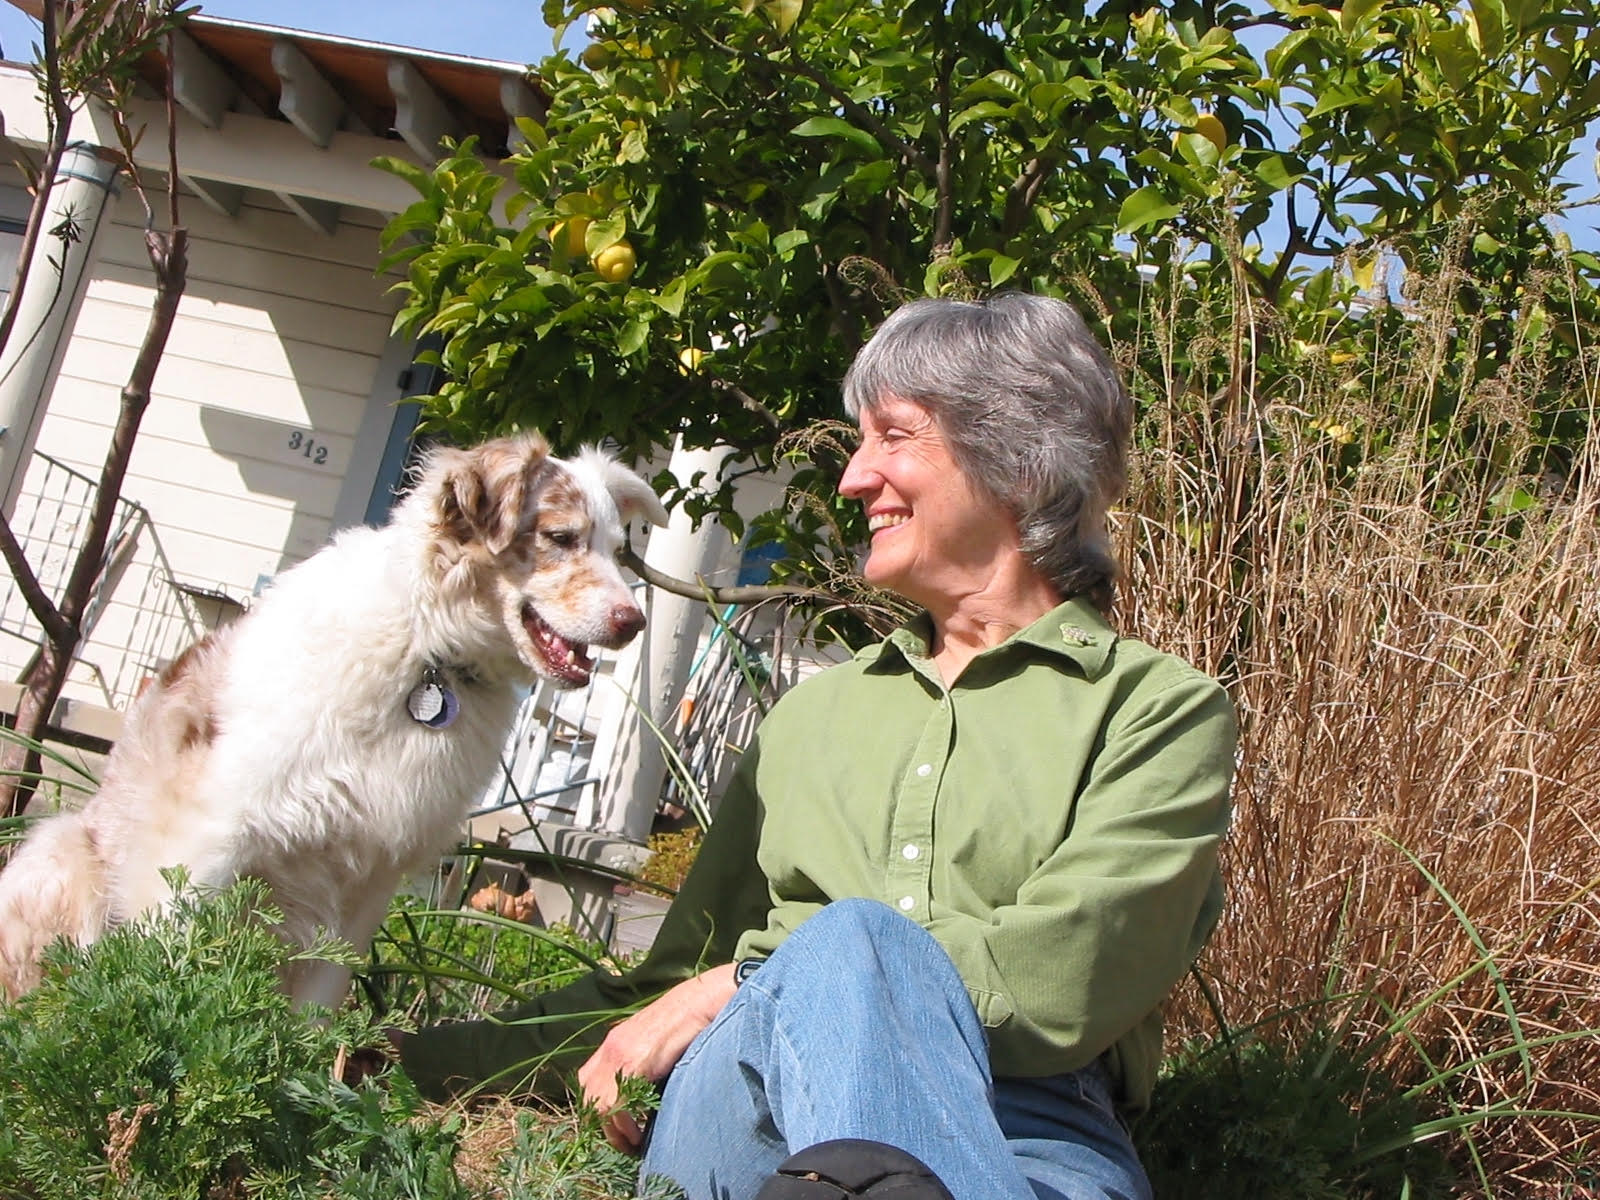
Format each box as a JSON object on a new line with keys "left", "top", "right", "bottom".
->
{"left": 400, "top": 597, "right": 1235, "bottom": 1111}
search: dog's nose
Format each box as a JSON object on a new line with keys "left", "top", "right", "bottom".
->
{"left": 610, "top": 603, "right": 646, "bottom": 642}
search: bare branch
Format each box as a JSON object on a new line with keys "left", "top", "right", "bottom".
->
{"left": 710, "top": 377, "right": 780, "bottom": 431}
{"left": 1002, "top": 156, "right": 1054, "bottom": 238}
{"left": 0, "top": 2, "right": 74, "bottom": 360}
{"left": 55, "top": 226, "right": 187, "bottom": 630}
{"left": 0, "top": 513, "right": 72, "bottom": 646}
{"left": 166, "top": 25, "right": 179, "bottom": 231}
{"left": 620, "top": 544, "right": 827, "bottom": 607}
{"left": 932, "top": 46, "right": 956, "bottom": 256}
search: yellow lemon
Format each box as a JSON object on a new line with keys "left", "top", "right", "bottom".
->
{"left": 1194, "top": 112, "right": 1227, "bottom": 154}
{"left": 594, "top": 240, "right": 637, "bottom": 282}
{"left": 547, "top": 215, "right": 591, "bottom": 258}
{"left": 677, "top": 347, "right": 707, "bottom": 374}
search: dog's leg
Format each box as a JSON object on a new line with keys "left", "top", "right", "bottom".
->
{"left": 0, "top": 813, "right": 112, "bottom": 999}
{"left": 284, "top": 880, "right": 399, "bottom": 1012}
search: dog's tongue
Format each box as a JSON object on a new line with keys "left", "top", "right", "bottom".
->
{"left": 525, "top": 610, "right": 593, "bottom": 684}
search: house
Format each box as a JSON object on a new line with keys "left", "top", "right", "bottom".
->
{"left": 0, "top": 8, "right": 815, "bottom": 932}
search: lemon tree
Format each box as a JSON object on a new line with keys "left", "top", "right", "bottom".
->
{"left": 378, "top": 0, "right": 1600, "bottom": 534}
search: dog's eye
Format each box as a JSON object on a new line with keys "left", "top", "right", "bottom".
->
{"left": 543, "top": 529, "right": 581, "bottom": 549}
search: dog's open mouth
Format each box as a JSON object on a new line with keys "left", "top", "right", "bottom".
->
{"left": 522, "top": 605, "right": 595, "bottom": 686}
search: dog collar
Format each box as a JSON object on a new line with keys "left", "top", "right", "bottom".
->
{"left": 407, "top": 665, "right": 461, "bottom": 729}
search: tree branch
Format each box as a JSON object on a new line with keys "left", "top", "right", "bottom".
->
{"left": 932, "top": 44, "right": 956, "bottom": 256}
{"left": 1002, "top": 155, "right": 1055, "bottom": 239}
{"left": 710, "top": 377, "right": 780, "bottom": 430}
{"left": 620, "top": 544, "right": 826, "bottom": 607}
{"left": 55, "top": 226, "right": 186, "bottom": 630}
{"left": 0, "top": 0, "right": 73, "bottom": 359}
{"left": 0, "top": 512, "right": 71, "bottom": 645}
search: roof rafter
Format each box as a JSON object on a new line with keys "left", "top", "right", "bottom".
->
{"left": 387, "top": 59, "right": 462, "bottom": 160}
{"left": 271, "top": 39, "right": 372, "bottom": 149}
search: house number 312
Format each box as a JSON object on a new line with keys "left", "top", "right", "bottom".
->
{"left": 288, "top": 430, "right": 329, "bottom": 466}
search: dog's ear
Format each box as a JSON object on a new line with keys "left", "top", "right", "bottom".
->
{"left": 436, "top": 434, "right": 551, "bottom": 555}
{"left": 602, "top": 460, "right": 669, "bottom": 528}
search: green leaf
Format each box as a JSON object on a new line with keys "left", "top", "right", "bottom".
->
{"left": 1466, "top": 0, "right": 1506, "bottom": 56}
{"left": 773, "top": 229, "right": 811, "bottom": 257}
{"left": 654, "top": 276, "right": 687, "bottom": 317}
{"left": 512, "top": 116, "right": 548, "bottom": 151}
{"left": 1302, "top": 267, "right": 1334, "bottom": 311}
{"left": 1340, "top": 0, "right": 1386, "bottom": 32}
{"left": 950, "top": 100, "right": 1014, "bottom": 135}
{"left": 791, "top": 115, "right": 882, "bottom": 159}
{"left": 617, "top": 319, "right": 649, "bottom": 357}
{"left": 370, "top": 155, "right": 434, "bottom": 195}
{"left": 764, "top": 0, "right": 803, "bottom": 35}
{"left": 585, "top": 216, "right": 628, "bottom": 256}
{"left": 988, "top": 254, "right": 1021, "bottom": 286}
{"left": 1308, "top": 86, "right": 1365, "bottom": 117}
{"left": 1116, "top": 186, "right": 1181, "bottom": 235}
{"left": 1426, "top": 26, "right": 1474, "bottom": 92}
{"left": 619, "top": 126, "right": 647, "bottom": 163}
{"left": 1253, "top": 154, "right": 1303, "bottom": 193}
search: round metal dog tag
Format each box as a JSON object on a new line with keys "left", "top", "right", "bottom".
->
{"left": 407, "top": 681, "right": 445, "bottom": 724}
{"left": 428, "top": 686, "right": 461, "bottom": 729}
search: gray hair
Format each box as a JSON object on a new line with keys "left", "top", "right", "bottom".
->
{"left": 841, "top": 293, "right": 1132, "bottom": 609}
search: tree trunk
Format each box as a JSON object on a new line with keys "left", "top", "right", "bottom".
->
{"left": 1, "top": 228, "right": 188, "bottom": 818}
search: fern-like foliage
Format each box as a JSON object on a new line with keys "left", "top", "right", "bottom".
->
{"left": 0, "top": 876, "right": 467, "bottom": 1199}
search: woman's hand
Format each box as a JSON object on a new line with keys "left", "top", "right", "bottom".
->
{"left": 577, "top": 962, "right": 737, "bottom": 1153}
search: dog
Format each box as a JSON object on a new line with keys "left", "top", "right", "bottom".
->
{"left": 0, "top": 432, "right": 666, "bottom": 1008}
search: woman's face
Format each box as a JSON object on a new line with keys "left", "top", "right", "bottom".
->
{"left": 838, "top": 396, "right": 1021, "bottom": 610}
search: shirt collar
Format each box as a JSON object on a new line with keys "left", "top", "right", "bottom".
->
{"left": 856, "top": 595, "right": 1116, "bottom": 680}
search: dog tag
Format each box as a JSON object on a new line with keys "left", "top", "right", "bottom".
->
{"left": 408, "top": 669, "right": 460, "bottom": 729}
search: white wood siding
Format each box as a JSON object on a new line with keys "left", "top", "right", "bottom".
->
{"left": 0, "top": 185, "right": 401, "bottom": 710}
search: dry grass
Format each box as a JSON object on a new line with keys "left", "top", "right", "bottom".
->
{"left": 1109, "top": 245, "right": 1600, "bottom": 1193}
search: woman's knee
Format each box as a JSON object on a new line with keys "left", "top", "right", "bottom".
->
{"left": 762, "top": 898, "right": 968, "bottom": 1013}
{"left": 788, "top": 897, "right": 931, "bottom": 957}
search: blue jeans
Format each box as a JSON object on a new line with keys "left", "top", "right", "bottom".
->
{"left": 639, "top": 899, "right": 1152, "bottom": 1200}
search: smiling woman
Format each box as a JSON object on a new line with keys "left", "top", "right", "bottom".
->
{"left": 398, "top": 294, "right": 1236, "bottom": 1200}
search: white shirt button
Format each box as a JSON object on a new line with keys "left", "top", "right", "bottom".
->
{"left": 902, "top": 843, "right": 920, "bottom": 860}
{"left": 898, "top": 895, "right": 915, "bottom": 912}
{"left": 915, "top": 763, "right": 932, "bottom": 777}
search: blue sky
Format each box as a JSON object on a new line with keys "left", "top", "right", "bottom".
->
{"left": 0, "top": 2, "right": 559, "bottom": 67}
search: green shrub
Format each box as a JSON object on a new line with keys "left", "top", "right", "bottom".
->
{"left": 0, "top": 876, "right": 467, "bottom": 1199}
{"left": 1138, "top": 1032, "right": 1451, "bottom": 1200}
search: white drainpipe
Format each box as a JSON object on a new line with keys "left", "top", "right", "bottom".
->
{"left": 585, "top": 438, "right": 736, "bottom": 843}
{"left": 0, "top": 140, "right": 121, "bottom": 520}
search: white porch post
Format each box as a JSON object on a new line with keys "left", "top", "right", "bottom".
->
{"left": 585, "top": 439, "right": 737, "bottom": 843}
{"left": 0, "top": 140, "right": 120, "bottom": 519}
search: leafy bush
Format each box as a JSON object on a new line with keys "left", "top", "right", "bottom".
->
{"left": 0, "top": 877, "right": 467, "bottom": 1199}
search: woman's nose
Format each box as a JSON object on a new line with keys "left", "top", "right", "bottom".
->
{"left": 838, "top": 445, "right": 875, "bottom": 499}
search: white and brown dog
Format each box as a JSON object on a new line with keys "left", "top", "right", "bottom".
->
{"left": 0, "top": 433, "right": 666, "bottom": 1007}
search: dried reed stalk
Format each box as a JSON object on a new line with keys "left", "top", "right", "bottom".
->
{"left": 1112, "top": 245, "right": 1600, "bottom": 1191}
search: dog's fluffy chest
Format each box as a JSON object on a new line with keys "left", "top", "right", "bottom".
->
{"left": 196, "top": 533, "right": 521, "bottom": 873}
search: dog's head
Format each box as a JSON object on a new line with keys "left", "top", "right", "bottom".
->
{"left": 415, "top": 433, "right": 668, "bottom": 687}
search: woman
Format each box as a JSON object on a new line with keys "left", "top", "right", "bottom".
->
{"left": 399, "top": 293, "right": 1235, "bottom": 1200}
